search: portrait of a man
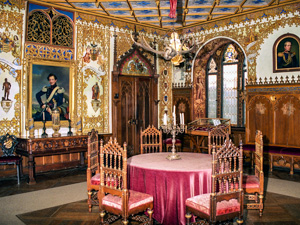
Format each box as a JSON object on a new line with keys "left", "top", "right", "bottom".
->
{"left": 32, "top": 65, "right": 69, "bottom": 121}
{"left": 277, "top": 41, "right": 299, "bottom": 68}
{"left": 274, "top": 34, "right": 300, "bottom": 72}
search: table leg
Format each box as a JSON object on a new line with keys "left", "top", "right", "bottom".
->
{"left": 28, "top": 154, "right": 36, "bottom": 185}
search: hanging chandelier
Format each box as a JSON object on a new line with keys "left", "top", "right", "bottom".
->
{"left": 131, "top": 0, "right": 205, "bottom": 66}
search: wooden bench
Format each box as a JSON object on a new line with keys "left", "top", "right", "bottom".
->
{"left": 243, "top": 144, "right": 300, "bottom": 175}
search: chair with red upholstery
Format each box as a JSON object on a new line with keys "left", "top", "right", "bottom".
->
{"left": 87, "top": 129, "right": 100, "bottom": 212}
{"left": 208, "top": 127, "right": 229, "bottom": 154}
{"left": 98, "top": 137, "right": 154, "bottom": 224}
{"left": 163, "top": 138, "right": 182, "bottom": 152}
{"left": 185, "top": 139, "right": 244, "bottom": 225}
{"left": 0, "top": 133, "right": 22, "bottom": 185}
{"left": 243, "top": 130, "right": 264, "bottom": 217}
{"left": 140, "top": 125, "right": 162, "bottom": 154}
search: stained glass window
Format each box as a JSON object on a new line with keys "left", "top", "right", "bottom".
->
{"left": 206, "top": 43, "right": 245, "bottom": 126}
{"left": 222, "top": 64, "right": 238, "bottom": 124}
{"left": 208, "top": 75, "right": 217, "bottom": 118}
{"left": 207, "top": 58, "right": 217, "bottom": 118}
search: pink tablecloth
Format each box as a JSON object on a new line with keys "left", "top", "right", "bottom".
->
{"left": 128, "top": 152, "right": 212, "bottom": 225}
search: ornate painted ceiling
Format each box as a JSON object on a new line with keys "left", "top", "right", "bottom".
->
{"left": 31, "top": 0, "right": 294, "bottom": 30}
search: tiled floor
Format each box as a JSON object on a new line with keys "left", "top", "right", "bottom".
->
{"left": 2, "top": 164, "right": 300, "bottom": 224}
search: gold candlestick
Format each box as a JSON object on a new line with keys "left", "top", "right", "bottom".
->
{"left": 76, "top": 117, "right": 82, "bottom": 135}
{"left": 28, "top": 118, "right": 35, "bottom": 138}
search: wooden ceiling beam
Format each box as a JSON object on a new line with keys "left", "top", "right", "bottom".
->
{"left": 155, "top": 0, "right": 162, "bottom": 28}
{"left": 126, "top": 0, "right": 138, "bottom": 22}
{"left": 182, "top": 0, "right": 190, "bottom": 27}
{"left": 97, "top": 2, "right": 110, "bottom": 16}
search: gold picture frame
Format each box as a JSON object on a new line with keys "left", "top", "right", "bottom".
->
{"left": 27, "top": 59, "right": 74, "bottom": 128}
{"left": 273, "top": 33, "right": 300, "bottom": 73}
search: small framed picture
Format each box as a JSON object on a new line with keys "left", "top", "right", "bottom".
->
{"left": 273, "top": 33, "right": 300, "bottom": 73}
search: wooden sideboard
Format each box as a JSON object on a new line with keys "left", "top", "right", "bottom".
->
{"left": 16, "top": 133, "right": 112, "bottom": 184}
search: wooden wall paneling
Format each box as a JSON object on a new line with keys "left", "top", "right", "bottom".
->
{"left": 247, "top": 95, "right": 274, "bottom": 144}
{"left": 274, "top": 95, "right": 300, "bottom": 147}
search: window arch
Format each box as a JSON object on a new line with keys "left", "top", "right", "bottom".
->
{"left": 52, "top": 16, "right": 73, "bottom": 47}
{"left": 26, "top": 7, "right": 74, "bottom": 47}
{"left": 27, "top": 11, "right": 51, "bottom": 44}
{"left": 206, "top": 42, "right": 246, "bottom": 126}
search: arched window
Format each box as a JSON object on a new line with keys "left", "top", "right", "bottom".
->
{"left": 206, "top": 43, "right": 246, "bottom": 126}
{"left": 52, "top": 16, "right": 73, "bottom": 47}
{"left": 207, "top": 58, "right": 217, "bottom": 118}
{"left": 27, "top": 11, "right": 51, "bottom": 44}
{"left": 26, "top": 6, "right": 73, "bottom": 47}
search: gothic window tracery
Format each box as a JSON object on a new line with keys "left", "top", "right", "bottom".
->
{"left": 26, "top": 6, "right": 73, "bottom": 47}
{"left": 206, "top": 43, "right": 245, "bottom": 126}
{"left": 27, "top": 11, "right": 51, "bottom": 44}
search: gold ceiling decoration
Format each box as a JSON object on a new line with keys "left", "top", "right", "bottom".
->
{"left": 28, "top": 0, "right": 294, "bottom": 31}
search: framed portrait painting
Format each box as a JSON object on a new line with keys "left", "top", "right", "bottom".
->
{"left": 273, "top": 33, "right": 300, "bottom": 73}
{"left": 28, "top": 59, "right": 74, "bottom": 127}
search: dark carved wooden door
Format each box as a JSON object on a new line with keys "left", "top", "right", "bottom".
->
{"left": 118, "top": 76, "right": 153, "bottom": 156}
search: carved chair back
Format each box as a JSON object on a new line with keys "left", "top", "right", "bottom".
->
{"left": 211, "top": 139, "right": 244, "bottom": 222}
{"left": 140, "top": 125, "right": 162, "bottom": 154}
{"left": 244, "top": 130, "right": 264, "bottom": 216}
{"left": 208, "top": 127, "right": 230, "bottom": 154}
{"left": 254, "top": 130, "right": 263, "bottom": 180}
{"left": 99, "top": 137, "right": 127, "bottom": 210}
{"left": 87, "top": 129, "right": 99, "bottom": 180}
{"left": 87, "top": 129, "right": 100, "bottom": 212}
{"left": 0, "top": 133, "right": 22, "bottom": 185}
{"left": 0, "top": 133, "right": 18, "bottom": 157}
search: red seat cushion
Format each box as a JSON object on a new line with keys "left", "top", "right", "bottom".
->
{"left": 90, "top": 173, "right": 100, "bottom": 185}
{"left": 242, "top": 174, "right": 260, "bottom": 189}
{"left": 102, "top": 190, "right": 153, "bottom": 211}
{"left": 186, "top": 193, "right": 240, "bottom": 216}
{"left": 163, "top": 138, "right": 181, "bottom": 144}
{"left": 0, "top": 156, "right": 21, "bottom": 163}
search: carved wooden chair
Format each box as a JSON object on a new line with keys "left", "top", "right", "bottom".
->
{"left": 185, "top": 139, "right": 244, "bottom": 225}
{"left": 208, "top": 127, "right": 230, "bottom": 154}
{"left": 0, "top": 133, "right": 22, "bottom": 185}
{"left": 164, "top": 137, "right": 182, "bottom": 152}
{"left": 87, "top": 129, "right": 100, "bottom": 212}
{"left": 140, "top": 125, "right": 162, "bottom": 154}
{"left": 98, "top": 137, "right": 154, "bottom": 224}
{"left": 243, "top": 130, "right": 264, "bottom": 217}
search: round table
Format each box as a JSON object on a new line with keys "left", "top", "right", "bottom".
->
{"left": 128, "top": 152, "right": 212, "bottom": 225}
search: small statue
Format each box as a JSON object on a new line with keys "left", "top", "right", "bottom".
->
{"left": 2, "top": 78, "right": 11, "bottom": 101}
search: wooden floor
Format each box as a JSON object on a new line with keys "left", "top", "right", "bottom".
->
{"left": 15, "top": 191, "right": 300, "bottom": 225}
{"left": 1, "top": 164, "right": 300, "bottom": 225}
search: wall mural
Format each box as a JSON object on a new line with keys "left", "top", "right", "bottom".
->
{"left": 0, "top": 2, "right": 24, "bottom": 135}
{"left": 76, "top": 20, "right": 109, "bottom": 133}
